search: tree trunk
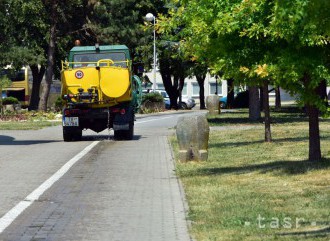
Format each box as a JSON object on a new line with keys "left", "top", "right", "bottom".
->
{"left": 177, "top": 74, "right": 184, "bottom": 108}
{"left": 275, "top": 87, "right": 281, "bottom": 110}
{"left": 29, "top": 65, "right": 46, "bottom": 111}
{"left": 39, "top": 1, "right": 57, "bottom": 111}
{"left": 302, "top": 73, "right": 321, "bottom": 161}
{"left": 263, "top": 81, "right": 271, "bottom": 142}
{"left": 159, "top": 61, "right": 179, "bottom": 109}
{"left": 306, "top": 104, "right": 321, "bottom": 161}
{"left": 196, "top": 75, "right": 206, "bottom": 109}
{"left": 227, "top": 78, "right": 234, "bottom": 108}
{"left": 249, "top": 86, "right": 260, "bottom": 121}
{"left": 259, "top": 86, "right": 264, "bottom": 111}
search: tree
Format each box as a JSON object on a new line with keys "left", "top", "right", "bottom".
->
{"left": 0, "top": 0, "right": 90, "bottom": 110}
{"left": 39, "top": 0, "right": 93, "bottom": 111}
{"left": 158, "top": 42, "right": 187, "bottom": 109}
{"left": 164, "top": 0, "right": 330, "bottom": 161}
{"left": 249, "top": 86, "right": 261, "bottom": 121}
{"left": 0, "top": 1, "right": 47, "bottom": 110}
{"left": 263, "top": 80, "right": 271, "bottom": 142}
{"left": 0, "top": 74, "right": 11, "bottom": 114}
{"left": 226, "top": 78, "right": 235, "bottom": 109}
{"left": 246, "top": 0, "right": 330, "bottom": 160}
{"left": 38, "top": 0, "right": 58, "bottom": 111}
{"left": 191, "top": 63, "right": 207, "bottom": 110}
{"left": 88, "top": 0, "right": 161, "bottom": 59}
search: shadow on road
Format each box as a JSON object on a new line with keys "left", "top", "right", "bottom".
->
{"left": 82, "top": 135, "right": 142, "bottom": 141}
{"left": 0, "top": 135, "right": 60, "bottom": 145}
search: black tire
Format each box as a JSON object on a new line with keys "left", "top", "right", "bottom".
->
{"left": 74, "top": 129, "right": 82, "bottom": 141}
{"left": 63, "top": 128, "right": 82, "bottom": 142}
{"left": 123, "top": 121, "right": 134, "bottom": 140}
{"left": 220, "top": 101, "right": 226, "bottom": 109}
{"left": 180, "top": 102, "right": 188, "bottom": 110}
{"left": 63, "top": 128, "right": 74, "bottom": 142}
{"left": 114, "top": 130, "right": 123, "bottom": 140}
{"left": 114, "top": 122, "right": 134, "bottom": 140}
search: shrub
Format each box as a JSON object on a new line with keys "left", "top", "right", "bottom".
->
{"left": 2, "top": 97, "right": 19, "bottom": 105}
{"left": 55, "top": 96, "right": 65, "bottom": 111}
{"left": 142, "top": 92, "right": 164, "bottom": 103}
{"left": 140, "top": 92, "right": 165, "bottom": 113}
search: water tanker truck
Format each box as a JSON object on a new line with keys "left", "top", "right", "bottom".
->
{"left": 60, "top": 44, "right": 142, "bottom": 141}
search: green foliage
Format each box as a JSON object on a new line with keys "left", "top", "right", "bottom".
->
{"left": 0, "top": 75, "right": 11, "bottom": 89}
{"left": 55, "top": 96, "right": 65, "bottom": 111}
{"left": 142, "top": 92, "right": 164, "bottom": 103}
{"left": 2, "top": 97, "right": 19, "bottom": 105}
{"left": 89, "top": 0, "right": 157, "bottom": 60}
{"left": 164, "top": 0, "right": 330, "bottom": 103}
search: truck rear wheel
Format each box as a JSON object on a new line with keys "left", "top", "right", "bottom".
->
{"left": 123, "top": 121, "right": 134, "bottom": 140}
{"left": 114, "top": 122, "right": 134, "bottom": 140}
{"left": 63, "top": 128, "right": 82, "bottom": 142}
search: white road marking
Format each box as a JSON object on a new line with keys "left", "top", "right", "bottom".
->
{"left": 0, "top": 141, "right": 99, "bottom": 234}
{"left": 136, "top": 116, "right": 173, "bottom": 124}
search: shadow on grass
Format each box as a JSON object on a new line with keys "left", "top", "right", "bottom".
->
{"left": 207, "top": 106, "right": 330, "bottom": 126}
{"left": 182, "top": 159, "right": 330, "bottom": 177}
{"left": 208, "top": 115, "right": 310, "bottom": 126}
{"left": 209, "top": 136, "right": 309, "bottom": 149}
{"left": 277, "top": 226, "right": 330, "bottom": 239}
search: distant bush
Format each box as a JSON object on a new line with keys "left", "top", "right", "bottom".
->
{"left": 2, "top": 97, "right": 19, "bottom": 105}
{"left": 142, "top": 92, "right": 164, "bottom": 103}
{"left": 140, "top": 92, "right": 165, "bottom": 113}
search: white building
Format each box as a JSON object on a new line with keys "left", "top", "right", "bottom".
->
{"left": 144, "top": 70, "right": 298, "bottom": 106}
{"left": 144, "top": 71, "right": 227, "bottom": 99}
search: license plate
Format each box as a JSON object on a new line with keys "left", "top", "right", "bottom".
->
{"left": 63, "top": 117, "right": 79, "bottom": 126}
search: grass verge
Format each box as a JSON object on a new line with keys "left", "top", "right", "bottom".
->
{"left": 0, "top": 112, "right": 61, "bottom": 130}
{"left": 0, "top": 121, "right": 60, "bottom": 130}
{"left": 171, "top": 107, "right": 330, "bottom": 241}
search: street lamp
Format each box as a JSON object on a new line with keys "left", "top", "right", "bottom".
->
{"left": 145, "top": 13, "right": 156, "bottom": 91}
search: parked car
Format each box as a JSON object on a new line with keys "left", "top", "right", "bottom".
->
{"left": 144, "top": 89, "right": 195, "bottom": 109}
{"left": 219, "top": 96, "right": 228, "bottom": 108}
{"left": 164, "top": 97, "right": 195, "bottom": 110}
{"left": 1, "top": 91, "right": 7, "bottom": 99}
{"left": 219, "top": 90, "right": 249, "bottom": 108}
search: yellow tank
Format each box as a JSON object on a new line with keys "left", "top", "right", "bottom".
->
{"left": 61, "top": 60, "right": 132, "bottom": 108}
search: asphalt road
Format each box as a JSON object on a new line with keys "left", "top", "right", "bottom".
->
{"left": 0, "top": 110, "right": 205, "bottom": 241}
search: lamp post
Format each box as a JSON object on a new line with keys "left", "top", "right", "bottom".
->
{"left": 145, "top": 13, "right": 156, "bottom": 91}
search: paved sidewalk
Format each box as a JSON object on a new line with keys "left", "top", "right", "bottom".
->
{"left": 0, "top": 114, "right": 193, "bottom": 241}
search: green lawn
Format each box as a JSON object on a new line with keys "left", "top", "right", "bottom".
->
{"left": 171, "top": 107, "right": 330, "bottom": 241}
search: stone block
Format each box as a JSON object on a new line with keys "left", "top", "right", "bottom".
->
{"left": 176, "top": 115, "right": 209, "bottom": 162}
{"left": 206, "top": 95, "right": 220, "bottom": 115}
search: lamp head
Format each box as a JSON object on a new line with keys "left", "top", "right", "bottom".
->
{"left": 145, "top": 13, "right": 155, "bottom": 22}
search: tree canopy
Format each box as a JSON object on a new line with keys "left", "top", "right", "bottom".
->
{"left": 161, "top": 0, "right": 330, "bottom": 160}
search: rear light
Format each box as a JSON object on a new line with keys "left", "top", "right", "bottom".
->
{"left": 64, "top": 109, "right": 81, "bottom": 116}
{"left": 63, "top": 94, "right": 75, "bottom": 100}
{"left": 110, "top": 108, "right": 126, "bottom": 114}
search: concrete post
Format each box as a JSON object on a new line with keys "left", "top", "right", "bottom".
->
{"left": 176, "top": 115, "right": 209, "bottom": 162}
{"left": 206, "top": 95, "right": 220, "bottom": 115}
